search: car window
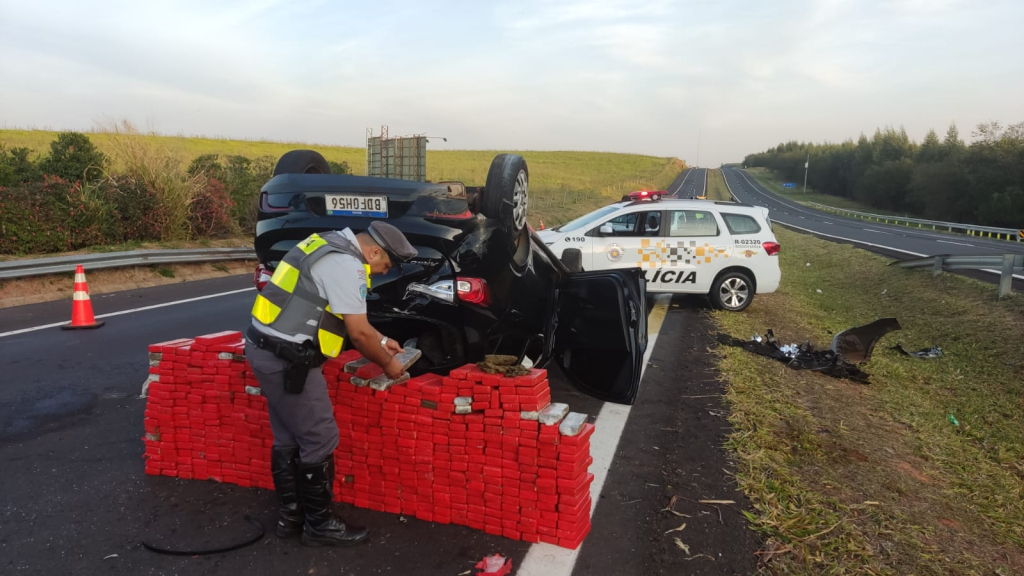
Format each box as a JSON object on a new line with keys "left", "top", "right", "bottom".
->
{"left": 558, "top": 205, "right": 623, "bottom": 232}
{"left": 669, "top": 210, "right": 719, "bottom": 237}
{"left": 638, "top": 211, "right": 661, "bottom": 237}
{"left": 721, "top": 213, "right": 761, "bottom": 235}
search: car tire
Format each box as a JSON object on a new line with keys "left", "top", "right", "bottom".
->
{"left": 710, "top": 271, "right": 754, "bottom": 312}
{"left": 482, "top": 154, "right": 529, "bottom": 239}
{"left": 273, "top": 150, "right": 331, "bottom": 175}
{"left": 561, "top": 248, "right": 583, "bottom": 273}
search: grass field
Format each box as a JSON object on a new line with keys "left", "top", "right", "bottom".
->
{"left": 0, "top": 129, "right": 684, "bottom": 230}
{"left": 712, "top": 228, "right": 1024, "bottom": 573}
{"left": 705, "top": 168, "right": 733, "bottom": 201}
{"left": 742, "top": 167, "right": 906, "bottom": 216}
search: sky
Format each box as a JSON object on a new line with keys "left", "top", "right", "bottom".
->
{"left": 1, "top": 0, "right": 1022, "bottom": 166}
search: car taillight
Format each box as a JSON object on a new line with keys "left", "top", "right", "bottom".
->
{"left": 259, "top": 192, "right": 292, "bottom": 213}
{"left": 456, "top": 277, "right": 491, "bottom": 306}
{"left": 254, "top": 264, "right": 273, "bottom": 291}
{"left": 763, "top": 241, "right": 780, "bottom": 256}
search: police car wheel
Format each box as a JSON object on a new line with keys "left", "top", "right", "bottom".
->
{"left": 273, "top": 150, "right": 331, "bottom": 175}
{"left": 482, "top": 154, "right": 529, "bottom": 238}
{"left": 711, "top": 271, "right": 753, "bottom": 312}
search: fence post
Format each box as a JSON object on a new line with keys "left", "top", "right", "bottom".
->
{"left": 998, "top": 254, "right": 1014, "bottom": 298}
{"left": 933, "top": 256, "right": 944, "bottom": 277}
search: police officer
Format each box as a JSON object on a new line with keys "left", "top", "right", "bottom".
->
{"left": 245, "top": 221, "right": 417, "bottom": 547}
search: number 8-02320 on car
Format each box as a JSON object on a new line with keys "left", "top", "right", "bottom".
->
{"left": 536, "top": 196, "right": 781, "bottom": 312}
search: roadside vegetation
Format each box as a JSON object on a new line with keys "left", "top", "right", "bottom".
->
{"left": 743, "top": 121, "right": 1024, "bottom": 227}
{"left": 705, "top": 168, "right": 733, "bottom": 201}
{"left": 742, "top": 167, "right": 906, "bottom": 216}
{"left": 712, "top": 227, "right": 1024, "bottom": 574}
{"left": 0, "top": 126, "right": 683, "bottom": 255}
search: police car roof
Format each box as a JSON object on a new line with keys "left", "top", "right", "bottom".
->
{"left": 620, "top": 199, "right": 757, "bottom": 210}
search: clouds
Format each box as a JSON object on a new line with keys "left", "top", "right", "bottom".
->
{"left": 1, "top": 0, "right": 1022, "bottom": 165}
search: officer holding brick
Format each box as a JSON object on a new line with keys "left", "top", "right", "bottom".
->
{"left": 246, "top": 221, "right": 417, "bottom": 547}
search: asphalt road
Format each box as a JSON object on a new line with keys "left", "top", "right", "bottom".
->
{"left": 0, "top": 276, "right": 759, "bottom": 575}
{"left": 722, "top": 167, "right": 1024, "bottom": 261}
{"left": 667, "top": 168, "right": 706, "bottom": 199}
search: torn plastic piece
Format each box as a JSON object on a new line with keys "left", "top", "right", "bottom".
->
{"left": 144, "top": 432, "right": 161, "bottom": 442}
{"left": 893, "top": 342, "right": 943, "bottom": 359}
{"left": 559, "top": 412, "right": 588, "bottom": 436}
{"left": 148, "top": 352, "right": 162, "bottom": 362}
{"left": 947, "top": 414, "right": 960, "bottom": 427}
{"left": 831, "top": 318, "right": 902, "bottom": 363}
{"left": 140, "top": 374, "right": 159, "bottom": 397}
{"left": 538, "top": 403, "right": 570, "bottom": 425}
{"left": 474, "top": 553, "right": 512, "bottom": 575}
{"left": 344, "top": 357, "right": 371, "bottom": 374}
{"left": 245, "top": 386, "right": 261, "bottom": 396}
{"left": 751, "top": 333, "right": 763, "bottom": 343}
{"left": 368, "top": 372, "right": 410, "bottom": 391}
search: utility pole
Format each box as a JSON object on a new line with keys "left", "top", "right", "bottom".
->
{"left": 802, "top": 151, "right": 809, "bottom": 193}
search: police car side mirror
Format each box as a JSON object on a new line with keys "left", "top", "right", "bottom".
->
{"left": 599, "top": 224, "right": 613, "bottom": 236}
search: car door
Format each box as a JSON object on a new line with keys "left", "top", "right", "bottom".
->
{"left": 645, "top": 209, "right": 731, "bottom": 293}
{"left": 552, "top": 268, "right": 648, "bottom": 405}
{"left": 588, "top": 209, "right": 663, "bottom": 274}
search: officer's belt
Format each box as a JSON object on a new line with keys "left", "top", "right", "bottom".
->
{"left": 246, "top": 326, "right": 326, "bottom": 367}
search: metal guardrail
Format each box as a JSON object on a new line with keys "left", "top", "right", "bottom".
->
{"left": 806, "top": 202, "right": 1022, "bottom": 242}
{"left": 0, "top": 248, "right": 257, "bottom": 279}
{"left": 890, "top": 253, "right": 1024, "bottom": 298}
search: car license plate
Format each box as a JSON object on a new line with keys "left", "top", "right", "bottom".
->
{"left": 326, "top": 194, "right": 388, "bottom": 218}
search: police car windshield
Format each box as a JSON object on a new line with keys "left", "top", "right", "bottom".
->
{"left": 557, "top": 205, "right": 623, "bottom": 233}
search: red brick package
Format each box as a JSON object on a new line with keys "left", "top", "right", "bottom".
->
{"left": 143, "top": 332, "right": 594, "bottom": 549}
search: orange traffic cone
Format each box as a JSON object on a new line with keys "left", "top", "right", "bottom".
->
{"left": 539, "top": 219, "right": 545, "bottom": 230}
{"left": 62, "top": 265, "right": 104, "bottom": 330}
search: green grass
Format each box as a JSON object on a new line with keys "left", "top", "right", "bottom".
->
{"left": 713, "top": 227, "right": 1024, "bottom": 573}
{"left": 154, "top": 267, "right": 175, "bottom": 278}
{"left": 705, "top": 169, "right": 733, "bottom": 201}
{"left": 742, "top": 167, "right": 906, "bottom": 216}
{"left": 0, "top": 129, "right": 684, "bottom": 230}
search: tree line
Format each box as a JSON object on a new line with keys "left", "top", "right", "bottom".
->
{"left": 742, "top": 122, "right": 1024, "bottom": 228}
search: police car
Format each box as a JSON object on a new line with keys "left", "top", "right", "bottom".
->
{"left": 536, "top": 195, "right": 781, "bottom": 311}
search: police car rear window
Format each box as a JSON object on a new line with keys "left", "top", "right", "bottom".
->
{"left": 721, "top": 213, "right": 761, "bottom": 235}
{"left": 669, "top": 210, "right": 719, "bottom": 237}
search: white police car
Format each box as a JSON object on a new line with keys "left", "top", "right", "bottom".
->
{"left": 536, "top": 195, "right": 781, "bottom": 311}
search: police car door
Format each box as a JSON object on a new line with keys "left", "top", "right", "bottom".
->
{"left": 588, "top": 210, "right": 660, "bottom": 272}
{"left": 645, "top": 209, "right": 730, "bottom": 293}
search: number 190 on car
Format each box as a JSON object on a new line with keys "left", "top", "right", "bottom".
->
{"left": 326, "top": 194, "right": 388, "bottom": 218}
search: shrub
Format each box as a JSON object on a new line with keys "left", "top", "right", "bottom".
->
{"left": 38, "top": 132, "right": 106, "bottom": 183}
{"left": 102, "top": 175, "right": 167, "bottom": 242}
{"left": 0, "top": 177, "right": 75, "bottom": 254}
{"left": 0, "top": 145, "right": 42, "bottom": 187}
{"left": 328, "top": 160, "right": 351, "bottom": 175}
{"left": 189, "top": 178, "right": 236, "bottom": 238}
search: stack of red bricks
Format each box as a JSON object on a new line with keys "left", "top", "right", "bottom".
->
{"left": 143, "top": 330, "right": 595, "bottom": 549}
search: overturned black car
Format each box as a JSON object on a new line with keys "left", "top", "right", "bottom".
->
{"left": 254, "top": 150, "right": 647, "bottom": 404}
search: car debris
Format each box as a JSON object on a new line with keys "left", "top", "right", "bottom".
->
{"left": 893, "top": 342, "right": 944, "bottom": 359}
{"left": 474, "top": 553, "right": 512, "bottom": 575}
{"left": 717, "top": 318, "right": 904, "bottom": 383}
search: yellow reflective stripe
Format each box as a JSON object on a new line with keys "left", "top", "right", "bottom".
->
{"left": 251, "top": 294, "right": 282, "bottom": 324}
{"left": 364, "top": 264, "right": 372, "bottom": 288}
{"left": 318, "top": 330, "right": 344, "bottom": 358}
{"left": 270, "top": 261, "right": 300, "bottom": 293}
{"left": 296, "top": 234, "right": 327, "bottom": 255}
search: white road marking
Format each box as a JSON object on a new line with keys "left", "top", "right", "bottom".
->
{"left": 863, "top": 228, "right": 892, "bottom": 235}
{"left": 0, "top": 288, "right": 256, "bottom": 338}
{"left": 517, "top": 294, "right": 672, "bottom": 576}
{"left": 937, "top": 240, "right": 975, "bottom": 247}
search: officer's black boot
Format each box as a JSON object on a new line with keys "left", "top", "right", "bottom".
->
{"left": 297, "top": 457, "right": 369, "bottom": 547}
{"left": 270, "top": 446, "right": 304, "bottom": 538}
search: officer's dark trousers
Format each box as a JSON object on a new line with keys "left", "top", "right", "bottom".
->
{"left": 244, "top": 343, "right": 339, "bottom": 464}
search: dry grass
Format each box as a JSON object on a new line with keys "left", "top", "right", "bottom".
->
{"left": 713, "top": 227, "right": 1024, "bottom": 574}
{"left": 706, "top": 169, "right": 733, "bottom": 201}
{"left": 0, "top": 128, "right": 685, "bottom": 230}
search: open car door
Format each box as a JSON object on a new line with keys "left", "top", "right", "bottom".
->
{"left": 552, "top": 269, "right": 647, "bottom": 405}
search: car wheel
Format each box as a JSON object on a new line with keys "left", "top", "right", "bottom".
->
{"left": 561, "top": 248, "right": 583, "bottom": 273}
{"left": 483, "top": 154, "right": 529, "bottom": 239}
{"left": 710, "top": 271, "right": 754, "bottom": 312}
{"left": 273, "top": 150, "right": 331, "bottom": 175}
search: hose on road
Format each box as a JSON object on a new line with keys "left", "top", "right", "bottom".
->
{"left": 141, "top": 514, "right": 265, "bottom": 556}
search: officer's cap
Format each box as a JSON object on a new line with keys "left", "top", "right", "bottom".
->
{"left": 366, "top": 221, "right": 417, "bottom": 265}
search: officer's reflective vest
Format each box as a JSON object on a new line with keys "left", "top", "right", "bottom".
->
{"left": 251, "top": 231, "right": 371, "bottom": 358}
